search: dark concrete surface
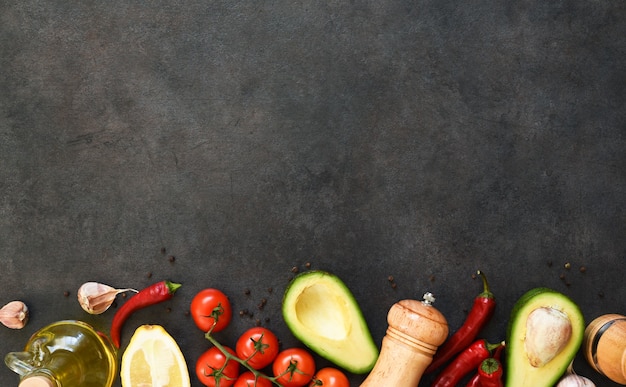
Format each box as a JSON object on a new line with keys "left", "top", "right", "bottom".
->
{"left": 1, "top": 1, "right": 625, "bottom": 386}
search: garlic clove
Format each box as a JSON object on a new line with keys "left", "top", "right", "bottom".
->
{"left": 556, "top": 363, "right": 596, "bottom": 386}
{"left": 0, "top": 301, "right": 29, "bottom": 329}
{"left": 525, "top": 306, "right": 572, "bottom": 367}
{"left": 556, "top": 374, "right": 596, "bottom": 386}
{"left": 77, "top": 282, "right": 137, "bottom": 314}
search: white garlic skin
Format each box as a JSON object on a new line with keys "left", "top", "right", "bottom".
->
{"left": 556, "top": 363, "right": 597, "bottom": 387}
{"left": 0, "top": 301, "right": 29, "bottom": 329}
{"left": 77, "top": 282, "right": 136, "bottom": 314}
{"left": 556, "top": 373, "right": 596, "bottom": 386}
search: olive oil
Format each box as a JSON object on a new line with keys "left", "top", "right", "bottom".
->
{"left": 5, "top": 320, "right": 117, "bottom": 387}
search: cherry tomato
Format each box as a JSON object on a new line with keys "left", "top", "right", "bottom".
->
{"left": 191, "top": 288, "right": 232, "bottom": 332}
{"left": 309, "top": 367, "right": 349, "bottom": 387}
{"left": 234, "top": 371, "right": 273, "bottom": 387}
{"left": 272, "top": 348, "right": 316, "bottom": 387}
{"left": 196, "top": 346, "right": 240, "bottom": 387}
{"left": 236, "top": 327, "right": 280, "bottom": 370}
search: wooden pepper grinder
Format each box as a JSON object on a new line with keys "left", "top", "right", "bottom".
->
{"left": 361, "top": 292, "right": 449, "bottom": 387}
{"left": 583, "top": 314, "right": 626, "bottom": 385}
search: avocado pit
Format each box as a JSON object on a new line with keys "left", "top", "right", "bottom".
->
{"left": 525, "top": 307, "right": 573, "bottom": 367}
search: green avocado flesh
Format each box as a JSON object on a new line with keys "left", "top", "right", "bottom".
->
{"left": 282, "top": 270, "right": 379, "bottom": 374}
{"left": 505, "top": 287, "right": 585, "bottom": 387}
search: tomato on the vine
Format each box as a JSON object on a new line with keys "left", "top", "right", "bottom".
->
{"left": 233, "top": 371, "right": 273, "bottom": 387}
{"left": 196, "top": 346, "right": 240, "bottom": 387}
{"left": 272, "top": 348, "right": 316, "bottom": 387}
{"left": 236, "top": 327, "right": 280, "bottom": 370}
{"left": 191, "top": 288, "right": 232, "bottom": 332}
{"left": 309, "top": 367, "right": 349, "bottom": 387}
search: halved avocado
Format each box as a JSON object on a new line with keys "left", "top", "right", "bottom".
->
{"left": 506, "top": 287, "right": 585, "bottom": 387}
{"left": 282, "top": 270, "right": 379, "bottom": 374}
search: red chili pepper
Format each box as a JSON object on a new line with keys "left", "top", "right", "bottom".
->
{"left": 431, "top": 339, "right": 503, "bottom": 387}
{"left": 426, "top": 270, "right": 496, "bottom": 374}
{"left": 466, "top": 373, "right": 482, "bottom": 387}
{"left": 465, "top": 345, "right": 505, "bottom": 387}
{"left": 110, "top": 280, "right": 181, "bottom": 348}
{"left": 478, "top": 357, "right": 504, "bottom": 387}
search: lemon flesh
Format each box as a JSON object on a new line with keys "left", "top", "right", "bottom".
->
{"left": 121, "top": 325, "right": 191, "bottom": 387}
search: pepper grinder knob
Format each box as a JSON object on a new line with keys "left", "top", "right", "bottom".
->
{"left": 360, "top": 292, "right": 449, "bottom": 387}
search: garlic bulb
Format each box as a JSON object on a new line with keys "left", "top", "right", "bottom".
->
{"left": 0, "top": 301, "right": 29, "bottom": 329}
{"left": 556, "top": 363, "right": 596, "bottom": 387}
{"left": 77, "top": 282, "right": 137, "bottom": 314}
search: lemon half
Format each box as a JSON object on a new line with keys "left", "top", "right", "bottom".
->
{"left": 121, "top": 325, "right": 191, "bottom": 387}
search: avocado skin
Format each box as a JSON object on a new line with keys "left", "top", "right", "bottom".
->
{"left": 282, "top": 270, "right": 379, "bottom": 374}
{"left": 505, "top": 287, "right": 585, "bottom": 387}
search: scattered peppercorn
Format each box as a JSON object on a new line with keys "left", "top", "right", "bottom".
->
{"left": 579, "top": 266, "right": 587, "bottom": 273}
{"left": 267, "top": 287, "right": 273, "bottom": 294}
{"left": 559, "top": 273, "right": 566, "bottom": 280}
{"left": 147, "top": 272, "right": 152, "bottom": 278}
{"left": 255, "top": 319, "right": 261, "bottom": 326}
{"left": 168, "top": 255, "right": 176, "bottom": 263}
{"left": 547, "top": 261, "right": 553, "bottom": 268}
{"left": 166, "top": 307, "right": 172, "bottom": 313}
{"left": 430, "top": 274, "right": 436, "bottom": 282}
{"left": 63, "top": 291, "right": 70, "bottom": 297}
{"left": 244, "top": 288, "right": 251, "bottom": 296}
{"left": 387, "top": 275, "right": 397, "bottom": 289}
{"left": 258, "top": 298, "right": 267, "bottom": 310}
{"left": 305, "top": 262, "right": 311, "bottom": 269}
{"left": 160, "top": 247, "right": 166, "bottom": 254}
{"left": 291, "top": 266, "right": 299, "bottom": 274}
{"left": 564, "top": 262, "right": 571, "bottom": 269}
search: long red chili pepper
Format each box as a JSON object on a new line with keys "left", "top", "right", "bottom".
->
{"left": 431, "top": 339, "right": 503, "bottom": 387}
{"left": 426, "top": 270, "right": 496, "bottom": 374}
{"left": 110, "top": 280, "right": 181, "bottom": 348}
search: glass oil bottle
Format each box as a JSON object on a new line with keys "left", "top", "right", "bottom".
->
{"left": 5, "top": 320, "right": 117, "bottom": 387}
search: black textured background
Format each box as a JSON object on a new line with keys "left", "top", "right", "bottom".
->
{"left": 1, "top": 1, "right": 625, "bottom": 386}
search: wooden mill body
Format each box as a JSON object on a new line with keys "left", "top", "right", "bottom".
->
{"left": 360, "top": 293, "right": 448, "bottom": 387}
{"left": 583, "top": 314, "right": 626, "bottom": 385}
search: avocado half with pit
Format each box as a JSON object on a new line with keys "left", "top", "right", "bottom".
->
{"left": 506, "top": 287, "right": 585, "bottom": 387}
{"left": 282, "top": 270, "right": 379, "bottom": 374}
